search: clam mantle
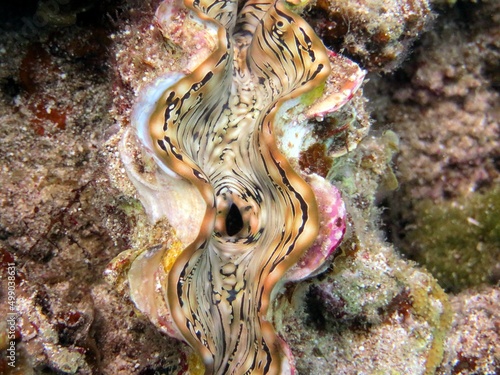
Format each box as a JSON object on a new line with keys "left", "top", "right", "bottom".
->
{"left": 106, "top": 0, "right": 364, "bottom": 373}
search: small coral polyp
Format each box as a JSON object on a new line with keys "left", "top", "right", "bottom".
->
{"left": 109, "top": 0, "right": 361, "bottom": 373}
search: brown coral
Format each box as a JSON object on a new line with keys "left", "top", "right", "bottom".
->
{"left": 304, "top": 0, "right": 433, "bottom": 72}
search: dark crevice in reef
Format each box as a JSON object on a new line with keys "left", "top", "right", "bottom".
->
{"left": 305, "top": 285, "right": 372, "bottom": 333}
{"left": 0, "top": 1, "right": 39, "bottom": 25}
{"left": 0, "top": 76, "right": 23, "bottom": 100}
{"left": 0, "top": 0, "right": 129, "bottom": 33}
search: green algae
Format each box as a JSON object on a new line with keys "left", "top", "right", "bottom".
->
{"left": 406, "top": 185, "right": 500, "bottom": 293}
{"left": 118, "top": 197, "right": 144, "bottom": 216}
{"left": 300, "top": 82, "right": 327, "bottom": 107}
{"left": 406, "top": 271, "right": 453, "bottom": 375}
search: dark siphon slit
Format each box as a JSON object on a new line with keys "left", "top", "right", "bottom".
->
{"left": 226, "top": 203, "right": 243, "bottom": 236}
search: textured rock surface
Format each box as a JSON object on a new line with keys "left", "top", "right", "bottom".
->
{"left": 437, "top": 288, "right": 500, "bottom": 375}
{"left": 304, "top": 0, "right": 433, "bottom": 72}
{"left": 0, "top": 2, "right": 186, "bottom": 374}
{"left": 378, "top": 1, "right": 499, "bottom": 201}
{"left": 374, "top": 0, "right": 500, "bottom": 294}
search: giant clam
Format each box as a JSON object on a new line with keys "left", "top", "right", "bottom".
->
{"left": 107, "top": 0, "right": 365, "bottom": 373}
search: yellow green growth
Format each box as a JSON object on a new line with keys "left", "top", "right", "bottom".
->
{"left": 407, "top": 185, "right": 500, "bottom": 292}
{"left": 409, "top": 273, "right": 452, "bottom": 375}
